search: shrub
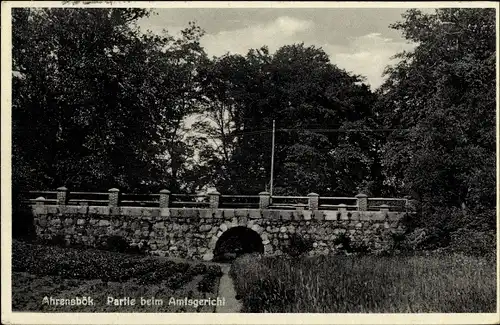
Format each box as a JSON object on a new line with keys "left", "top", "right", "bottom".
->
{"left": 197, "top": 265, "right": 223, "bottom": 294}
{"left": 105, "top": 235, "right": 129, "bottom": 253}
{"left": 11, "top": 240, "right": 198, "bottom": 283}
{"left": 283, "top": 234, "right": 314, "bottom": 257}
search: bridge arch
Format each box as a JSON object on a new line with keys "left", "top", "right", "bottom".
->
{"left": 205, "top": 220, "right": 271, "bottom": 261}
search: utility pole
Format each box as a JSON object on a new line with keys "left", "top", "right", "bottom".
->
{"left": 270, "top": 119, "right": 275, "bottom": 199}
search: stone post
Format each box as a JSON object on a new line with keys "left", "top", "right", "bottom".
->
{"left": 259, "top": 191, "right": 270, "bottom": 209}
{"left": 159, "top": 189, "right": 170, "bottom": 208}
{"left": 208, "top": 190, "right": 220, "bottom": 209}
{"left": 108, "top": 188, "right": 120, "bottom": 207}
{"left": 307, "top": 193, "right": 319, "bottom": 210}
{"left": 35, "top": 196, "right": 46, "bottom": 206}
{"left": 355, "top": 193, "right": 368, "bottom": 211}
{"left": 57, "top": 187, "right": 68, "bottom": 205}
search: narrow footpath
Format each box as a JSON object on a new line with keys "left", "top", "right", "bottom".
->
{"left": 215, "top": 264, "right": 242, "bottom": 313}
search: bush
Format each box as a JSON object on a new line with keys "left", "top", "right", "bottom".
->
{"left": 283, "top": 234, "right": 313, "bottom": 257}
{"left": 448, "top": 228, "right": 496, "bottom": 258}
{"left": 105, "top": 236, "right": 129, "bottom": 253}
{"left": 11, "top": 240, "right": 197, "bottom": 283}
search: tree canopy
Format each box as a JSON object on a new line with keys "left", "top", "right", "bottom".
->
{"left": 12, "top": 7, "right": 496, "bottom": 227}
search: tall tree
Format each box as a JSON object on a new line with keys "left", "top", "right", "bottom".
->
{"left": 193, "top": 44, "right": 379, "bottom": 196}
{"left": 12, "top": 8, "right": 205, "bottom": 192}
{"left": 378, "top": 9, "right": 496, "bottom": 222}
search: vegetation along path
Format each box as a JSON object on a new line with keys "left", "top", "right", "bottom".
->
{"left": 215, "top": 264, "right": 242, "bottom": 313}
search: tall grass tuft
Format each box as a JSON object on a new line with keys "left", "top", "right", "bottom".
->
{"left": 230, "top": 253, "right": 496, "bottom": 313}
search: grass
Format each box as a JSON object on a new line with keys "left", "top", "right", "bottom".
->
{"left": 230, "top": 253, "right": 497, "bottom": 313}
{"left": 11, "top": 240, "right": 223, "bottom": 312}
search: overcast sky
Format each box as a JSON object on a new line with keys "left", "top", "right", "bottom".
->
{"left": 137, "top": 8, "right": 432, "bottom": 89}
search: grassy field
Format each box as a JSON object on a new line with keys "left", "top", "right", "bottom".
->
{"left": 230, "top": 253, "right": 497, "bottom": 313}
{"left": 11, "top": 240, "right": 223, "bottom": 312}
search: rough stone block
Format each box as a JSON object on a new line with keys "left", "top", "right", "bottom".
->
{"left": 98, "top": 219, "right": 110, "bottom": 227}
{"left": 213, "top": 210, "right": 223, "bottom": 219}
{"left": 388, "top": 212, "right": 402, "bottom": 221}
{"left": 47, "top": 206, "right": 58, "bottom": 215}
{"left": 170, "top": 209, "right": 181, "bottom": 218}
{"left": 130, "top": 207, "right": 144, "bottom": 217}
{"left": 292, "top": 211, "right": 303, "bottom": 221}
{"left": 199, "top": 209, "right": 212, "bottom": 219}
{"left": 202, "top": 252, "right": 214, "bottom": 261}
{"left": 371, "top": 212, "right": 386, "bottom": 221}
{"left": 270, "top": 210, "right": 280, "bottom": 220}
{"left": 262, "top": 210, "right": 271, "bottom": 219}
{"left": 280, "top": 211, "right": 292, "bottom": 221}
{"left": 199, "top": 224, "right": 212, "bottom": 232}
{"left": 358, "top": 212, "right": 370, "bottom": 221}
{"left": 313, "top": 210, "right": 325, "bottom": 220}
{"left": 34, "top": 206, "right": 47, "bottom": 216}
{"left": 303, "top": 210, "right": 312, "bottom": 220}
{"left": 350, "top": 212, "right": 360, "bottom": 220}
{"left": 183, "top": 209, "right": 198, "bottom": 218}
{"left": 234, "top": 209, "right": 248, "bottom": 218}
{"left": 109, "top": 207, "right": 121, "bottom": 216}
{"left": 160, "top": 208, "right": 170, "bottom": 218}
{"left": 89, "top": 206, "right": 110, "bottom": 216}
{"left": 153, "top": 221, "right": 165, "bottom": 229}
{"left": 324, "top": 211, "right": 337, "bottom": 221}
{"left": 150, "top": 209, "right": 160, "bottom": 218}
{"left": 248, "top": 210, "right": 262, "bottom": 219}
{"left": 38, "top": 217, "right": 48, "bottom": 227}
{"left": 223, "top": 209, "right": 235, "bottom": 220}
{"left": 49, "top": 218, "right": 62, "bottom": 227}
{"left": 251, "top": 224, "right": 263, "bottom": 234}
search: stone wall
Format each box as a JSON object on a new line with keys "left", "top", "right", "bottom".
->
{"left": 32, "top": 204, "right": 409, "bottom": 260}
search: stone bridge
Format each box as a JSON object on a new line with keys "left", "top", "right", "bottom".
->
{"left": 28, "top": 188, "right": 415, "bottom": 260}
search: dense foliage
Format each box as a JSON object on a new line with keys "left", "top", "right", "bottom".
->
{"left": 12, "top": 240, "right": 220, "bottom": 288}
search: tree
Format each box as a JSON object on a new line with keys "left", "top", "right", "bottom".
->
{"left": 193, "top": 44, "right": 379, "bottom": 196}
{"left": 378, "top": 8, "right": 496, "bottom": 227}
{"left": 12, "top": 8, "right": 206, "bottom": 193}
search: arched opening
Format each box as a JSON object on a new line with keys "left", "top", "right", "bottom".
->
{"left": 213, "top": 226, "right": 264, "bottom": 262}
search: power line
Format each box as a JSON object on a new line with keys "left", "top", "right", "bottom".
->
{"left": 232, "top": 128, "right": 410, "bottom": 135}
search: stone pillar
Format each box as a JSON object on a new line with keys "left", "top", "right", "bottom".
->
{"left": 307, "top": 193, "right": 319, "bottom": 210}
{"left": 355, "top": 193, "right": 368, "bottom": 211}
{"left": 35, "top": 196, "right": 46, "bottom": 206}
{"left": 159, "top": 189, "right": 170, "bottom": 208}
{"left": 108, "top": 188, "right": 120, "bottom": 207}
{"left": 208, "top": 190, "right": 220, "bottom": 209}
{"left": 338, "top": 203, "right": 347, "bottom": 214}
{"left": 259, "top": 191, "right": 270, "bottom": 209}
{"left": 57, "top": 187, "right": 68, "bottom": 205}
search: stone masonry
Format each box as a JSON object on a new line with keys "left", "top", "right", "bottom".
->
{"left": 31, "top": 205, "right": 409, "bottom": 261}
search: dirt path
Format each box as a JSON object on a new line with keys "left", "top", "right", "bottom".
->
{"left": 215, "top": 264, "right": 242, "bottom": 313}
{"left": 156, "top": 255, "right": 242, "bottom": 312}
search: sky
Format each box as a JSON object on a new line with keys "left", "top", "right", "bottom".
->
{"left": 137, "top": 8, "right": 430, "bottom": 89}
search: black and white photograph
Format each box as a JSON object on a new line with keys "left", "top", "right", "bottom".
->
{"left": 1, "top": 1, "right": 498, "bottom": 324}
